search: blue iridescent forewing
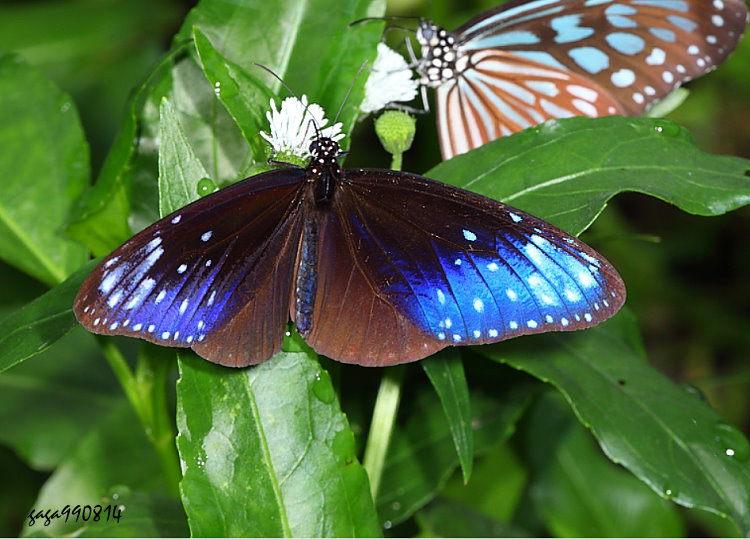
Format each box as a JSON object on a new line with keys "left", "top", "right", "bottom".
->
{"left": 74, "top": 169, "right": 305, "bottom": 367}
{"left": 317, "top": 169, "right": 625, "bottom": 356}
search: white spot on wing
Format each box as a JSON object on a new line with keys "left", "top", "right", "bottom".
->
{"left": 437, "top": 289, "right": 446, "bottom": 305}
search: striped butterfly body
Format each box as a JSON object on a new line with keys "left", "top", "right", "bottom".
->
{"left": 75, "top": 137, "right": 625, "bottom": 368}
{"left": 415, "top": 0, "right": 748, "bottom": 159}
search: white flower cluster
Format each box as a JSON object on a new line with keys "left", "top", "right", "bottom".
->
{"left": 361, "top": 43, "right": 418, "bottom": 114}
{"left": 260, "top": 95, "right": 344, "bottom": 160}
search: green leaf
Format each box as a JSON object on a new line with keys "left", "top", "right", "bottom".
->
{"left": 377, "top": 371, "right": 535, "bottom": 527}
{"left": 65, "top": 51, "right": 178, "bottom": 256}
{"left": 177, "top": 0, "right": 386, "bottom": 137}
{"left": 0, "top": 260, "right": 96, "bottom": 374}
{"left": 193, "top": 27, "right": 276, "bottom": 162}
{"left": 521, "top": 391, "right": 685, "bottom": 537}
{"left": 0, "top": 53, "right": 88, "bottom": 285}
{"left": 415, "top": 497, "right": 530, "bottom": 537}
{"left": 428, "top": 116, "right": 750, "bottom": 235}
{"left": 158, "top": 98, "right": 210, "bottom": 216}
{"left": 176, "top": 351, "right": 380, "bottom": 537}
{"left": 440, "top": 442, "right": 527, "bottom": 524}
{"left": 0, "top": 328, "right": 119, "bottom": 470}
{"left": 483, "top": 309, "right": 750, "bottom": 534}
{"left": 421, "top": 349, "right": 473, "bottom": 483}
{"left": 22, "top": 401, "right": 167, "bottom": 537}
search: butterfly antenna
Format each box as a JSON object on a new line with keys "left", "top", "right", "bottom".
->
{"left": 253, "top": 62, "right": 322, "bottom": 138}
{"left": 332, "top": 60, "right": 369, "bottom": 126}
{"left": 349, "top": 15, "right": 420, "bottom": 27}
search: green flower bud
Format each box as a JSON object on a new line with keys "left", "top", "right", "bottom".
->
{"left": 375, "top": 111, "right": 416, "bottom": 157}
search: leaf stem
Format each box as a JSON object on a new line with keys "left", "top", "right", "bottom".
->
{"left": 363, "top": 365, "right": 406, "bottom": 500}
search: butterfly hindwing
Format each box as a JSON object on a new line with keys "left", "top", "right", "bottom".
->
{"left": 294, "top": 169, "right": 625, "bottom": 366}
{"left": 436, "top": 50, "right": 624, "bottom": 158}
{"left": 74, "top": 169, "right": 306, "bottom": 367}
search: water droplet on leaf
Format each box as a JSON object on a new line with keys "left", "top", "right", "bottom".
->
{"left": 312, "top": 370, "right": 335, "bottom": 403}
{"left": 197, "top": 177, "right": 218, "bottom": 197}
{"left": 652, "top": 119, "right": 681, "bottom": 137}
{"left": 714, "top": 422, "right": 750, "bottom": 461}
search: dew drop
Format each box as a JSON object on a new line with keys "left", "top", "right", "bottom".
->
{"left": 197, "top": 177, "right": 218, "bottom": 197}
{"left": 714, "top": 422, "right": 750, "bottom": 461}
{"left": 683, "top": 384, "right": 708, "bottom": 403}
{"left": 383, "top": 521, "right": 392, "bottom": 530}
{"left": 663, "top": 486, "right": 678, "bottom": 499}
{"left": 312, "top": 371, "right": 335, "bottom": 404}
{"left": 652, "top": 119, "right": 681, "bottom": 137}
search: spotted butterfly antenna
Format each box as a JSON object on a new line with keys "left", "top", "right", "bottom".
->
{"left": 253, "top": 62, "right": 323, "bottom": 139}
{"left": 332, "top": 60, "right": 369, "bottom": 127}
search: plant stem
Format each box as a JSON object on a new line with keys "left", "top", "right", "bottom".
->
{"left": 97, "top": 336, "right": 141, "bottom": 413}
{"left": 97, "top": 336, "right": 181, "bottom": 497}
{"left": 363, "top": 365, "right": 406, "bottom": 500}
{"left": 390, "top": 152, "right": 402, "bottom": 171}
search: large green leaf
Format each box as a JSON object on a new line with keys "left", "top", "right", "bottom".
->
{"left": 158, "top": 98, "right": 210, "bottom": 215}
{"left": 439, "top": 442, "right": 527, "bottom": 524}
{"left": 0, "top": 260, "right": 95, "bottom": 374}
{"left": 65, "top": 52, "right": 178, "bottom": 256}
{"left": 0, "top": 53, "right": 89, "bottom": 285}
{"left": 483, "top": 309, "right": 750, "bottom": 534}
{"left": 176, "top": 351, "right": 380, "bottom": 537}
{"left": 377, "top": 369, "right": 536, "bottom": 527}
{"left": 21, "top": 401, "right": 166, "bottom": 537}
{"left": 520, "top": 391, "right": 684, "bottom": 537}
{"left": 428, "top": 116, "right": 750, "bottom": 234}
{"left": 177, "top": 0, "right": 385, "bottom": 138}
{"left": 193, "top": 27, "right": 277, "bottom": 163}
{"left": 0, "top": 329, "right": 119, "bottom": 470}
{"left": 416, "top": 497, "right": 530, "bottom": 537}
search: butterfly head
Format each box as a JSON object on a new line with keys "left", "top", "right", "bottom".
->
{"left": 415, "top": 21, "right": 458, "bottom": 86}
{"left": 307, "top": 137, "right": 342, "bottom": 205}
{"left": 309, "top": 137, "right": 340, "bottom": 161}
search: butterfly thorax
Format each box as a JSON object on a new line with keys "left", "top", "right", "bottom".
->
{"left": 416, "top": 21, "right": 464, "bottom": 88}
{"left": 307, "top": 137, "right": 342, "bottom": 205}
